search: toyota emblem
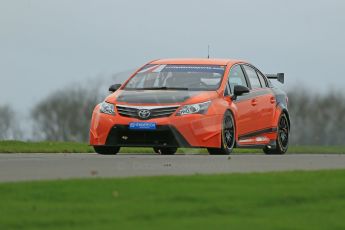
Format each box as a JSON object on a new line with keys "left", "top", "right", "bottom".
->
{"left": 138, "top": 109, "right": 151, "bottom": 119}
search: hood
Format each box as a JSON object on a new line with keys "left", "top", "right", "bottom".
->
{"left": 106, "top": 90, "right": 218, "bottom": 105}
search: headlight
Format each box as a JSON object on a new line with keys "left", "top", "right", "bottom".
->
{"left": 176, "top": 101, "right": 211, "bottom": 116}
{"left": 100, "top": 102, "right": 115, "bottom": 115}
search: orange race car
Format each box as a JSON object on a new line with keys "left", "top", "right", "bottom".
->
{"left": 90, "top": 59, "right": 289, "bottom": 155}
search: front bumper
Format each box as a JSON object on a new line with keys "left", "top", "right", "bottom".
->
{"left": 104, "top": 125, "right": 190, "bottom": 147}
{"left": 89, "top": 106, "right": 223, "bottom": 148}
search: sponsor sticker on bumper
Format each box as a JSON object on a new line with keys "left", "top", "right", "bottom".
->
{"left": 129, "top": 122, "right": 156, "bottom": 130}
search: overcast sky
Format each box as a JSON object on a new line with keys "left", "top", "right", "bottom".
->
{"left": 1, "top": 0, "right": 345, "bottom": 111}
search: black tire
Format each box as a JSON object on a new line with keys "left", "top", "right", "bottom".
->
{"left": 207, "top": 110, "right": 235, "bottom": 155}
{"left": 153, "top": 147, "right": 177, "bottom": 155}
{"left": 94, "top": 146, "right": 120, "bottom": 155}
{"left": 263, "top": 113, "right": 289, "bottom": 155}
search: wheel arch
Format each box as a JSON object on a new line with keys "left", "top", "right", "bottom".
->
{"left": 225, "top": 108, "right": 238, "bottom": 146}
{"left": 276, "top": 101, "right": 290, "bottom": 129}
{"left": 281, "top": 108, "right": 290, "bottom": 129}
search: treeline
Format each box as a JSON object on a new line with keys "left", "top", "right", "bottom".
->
{"left": 0, "top": 105, "right": 22, "bottom": 140}
{"left": 31, "top": 86, "right": 103, "bottom": 142}
{"left": 1, "top": 85, "right": 345, "bottom": 145}
{"left": 288, "top": 89, "right": 345, "bottom": 145}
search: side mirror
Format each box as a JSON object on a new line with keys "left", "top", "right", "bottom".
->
{"left": 232, "top": 85, "right": 250, "bottom": 100}
{"left": 109, "top": 84, "right": 121, "bottom": 93}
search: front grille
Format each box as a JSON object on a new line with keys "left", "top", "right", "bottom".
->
{"left": 116, "top": 105, "right": 179, "bottom": 120}
{"left": 105, "top": 125, "right": 190, "bottom": 147}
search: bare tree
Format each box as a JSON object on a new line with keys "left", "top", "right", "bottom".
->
{"left": 30, "top": 71, "right": 133, "bottom": 142}
{"left": 0, "top": 105, "right": 22, "bottom": 140}
{"left": 288, "top": 89, "right": 345, "bottom": 145}
{"left": 31, "top": 83, "right": 103, "bottom": 142}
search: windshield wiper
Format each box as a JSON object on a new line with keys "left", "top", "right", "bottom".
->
{"left": 139, "top": 87, "right": 190, "bottom": 90}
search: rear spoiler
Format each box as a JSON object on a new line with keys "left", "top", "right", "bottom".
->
{"left": 265, "top": 73, "right": 284, "bottom": 84}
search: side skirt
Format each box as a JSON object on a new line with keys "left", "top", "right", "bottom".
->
{"left": 238, "top": 127, "right": 277, "bottom": 140}
{"left": 235, "top": 144, "right": 266, "bottom": 149}
{"left": 236, "top": 141, "right": 276, "bottom": 149}
{"left": 235, "top": 128, "right": 278, "bottom": 149}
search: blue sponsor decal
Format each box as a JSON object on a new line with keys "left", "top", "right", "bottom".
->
{"left": 129, "top": 122, "right": 156, "bottom": 130}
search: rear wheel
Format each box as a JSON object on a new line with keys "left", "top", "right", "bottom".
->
{"left": 263, "top": 113, "right": 289, "bottom": 155}
{"left": 153, "top": 147, "right": 177, "bottom": 155}
{"left": 207, "top": 110, "right": 235, "bottom": 155}
{"left": 94, "top": 146, "right": 120, "bottom": 155}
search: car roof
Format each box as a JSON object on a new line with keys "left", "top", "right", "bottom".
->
{"left": 150, "top": 58, "right": 246, "bottom": 66}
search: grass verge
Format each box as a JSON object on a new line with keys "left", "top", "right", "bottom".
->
{"left": 0, "top": 141, "right": 344, "bottom": 154}
{"left": 1, "top": 170, "right": 345, "bottom": 229}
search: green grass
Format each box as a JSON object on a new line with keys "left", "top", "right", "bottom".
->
{"left": 288, "top": 145, "right": 345, "bottom": 154}
{"left": 0, "top": 141, "right": 344, "bottom": 154}
{"left": 0, "top": 141, "right": 95, "bottom": 153}
{"left": 1, "top": 170, "right": 345, "bottom": 229}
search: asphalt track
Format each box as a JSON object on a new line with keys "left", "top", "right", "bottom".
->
{"left": 1, "top": 153, "right": 345, "bottom": 182}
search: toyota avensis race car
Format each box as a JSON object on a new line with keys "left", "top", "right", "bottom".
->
{"left": 90, "top": 59, "right": 290, "bottom": 155}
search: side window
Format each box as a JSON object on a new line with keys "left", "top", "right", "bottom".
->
{"left": 243, "top": 65, "right": 262, "bottom": 89}
{"left": 224, "top": 84, "right": 231, "bottom": 96}
{"left": 256, "top": 71, "right": 267, "bottom": 87}
{"left": 228, "top": 65, "right": 248, "bottom": 93}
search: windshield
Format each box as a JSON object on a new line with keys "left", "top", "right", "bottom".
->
{"left": 124, "top": 64, "right": 225, "bottom": 91}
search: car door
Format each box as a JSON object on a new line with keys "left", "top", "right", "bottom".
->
{"left": 227, "top": 64, "right": 257, "bottom": 137}
{"left": 255, "top": 70, "right": 276, "bottom": 130}
{"left": 242, "top": 65, "right": 275, "bottom": 134}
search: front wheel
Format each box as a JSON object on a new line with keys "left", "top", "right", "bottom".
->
{"left": 207, "top": 110, "right": 235, "bottom": 155}
{"left": 263, "top": 113, "right": 289, "bottom": 155}
{"left": 94, "top": 146, "right": 120, "bottom": 155}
